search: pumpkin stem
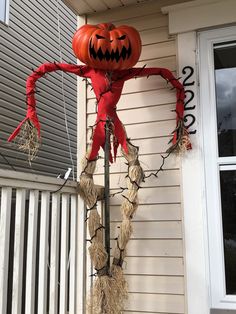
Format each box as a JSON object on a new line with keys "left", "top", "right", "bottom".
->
{"left": 98, "top": 23, "right": 115, "bottom": 31}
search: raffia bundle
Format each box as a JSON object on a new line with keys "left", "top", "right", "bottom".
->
{"left": 112, "top": 140, "right": 143, "bottom": 268}
{"left": 17, "top": 120, "right": 40, "bottom": 162}
{"left": 79, "top": 140, "right": 144, "bottom": 314}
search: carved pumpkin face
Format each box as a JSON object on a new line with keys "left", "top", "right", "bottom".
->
{"left": 72, "top": 23, "right": 142, "bottom": 71}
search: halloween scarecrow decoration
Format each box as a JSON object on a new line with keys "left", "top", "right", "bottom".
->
{"left": 8, "top": 23, "right": 191, "bottom": 313}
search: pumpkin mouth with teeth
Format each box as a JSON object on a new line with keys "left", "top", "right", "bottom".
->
{"left": 72, "top": 23, "right": 142, "bottom": 71}
{"left": 89, "top": 39, "right": 132, "bottom": 62}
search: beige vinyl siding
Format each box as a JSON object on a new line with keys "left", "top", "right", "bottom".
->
{"left": 83, "top": 0, "right": 188, "bottom": 313}
{"left": 0, "top": 0, "right": 77, "bottom": 177}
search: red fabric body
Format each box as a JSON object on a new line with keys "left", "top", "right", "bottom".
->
{"left": 88, "top": 70, "right": 127, "bottom": 161}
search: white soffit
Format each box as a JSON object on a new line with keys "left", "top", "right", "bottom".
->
{"left": 162, "top": 0, "right": 236, "bottom": 34}
{"left": 63, "top": 0, "right": 153, "bottom": 15}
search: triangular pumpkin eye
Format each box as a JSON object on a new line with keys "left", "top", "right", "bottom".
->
{"left": 96, "top": 34, "right": 105, "bottom": 39}
{"left": 118, "top": 35, "right": 126, "bottom": 40}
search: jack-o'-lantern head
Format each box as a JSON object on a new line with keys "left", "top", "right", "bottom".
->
{"left": 72, "top": 23, "right": 142, "bottom": 71}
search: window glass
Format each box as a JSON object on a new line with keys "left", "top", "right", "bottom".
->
{"left": 220, "top": 170, "right": 236, "bottom": 295}
{"left": 0, "top": 0, "right": 6, "bottom": 22}
{"left": 214, "top": 42, "right": 236, "bottom": 296}
{"left": 214, "top": 43, "right": 236, "bottom": 157}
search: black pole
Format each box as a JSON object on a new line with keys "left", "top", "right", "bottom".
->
{"left": 104, "top": 117, "right": 110, "bottom": 270}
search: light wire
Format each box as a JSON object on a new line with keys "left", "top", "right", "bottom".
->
{"left": 56, "top": 0, "right": 75, "bottom": 180}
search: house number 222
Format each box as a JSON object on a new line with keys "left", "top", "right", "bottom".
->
{"left": 182, "top": 66, "right": 196, "bottom": 134}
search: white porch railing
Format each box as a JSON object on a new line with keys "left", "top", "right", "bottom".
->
{"left": 0, "top": 169, "right": 83, "bottom": 314}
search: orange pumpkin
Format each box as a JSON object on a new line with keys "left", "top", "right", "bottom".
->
{"left": 72, "top": 23, "right": 142, "bottom": 71}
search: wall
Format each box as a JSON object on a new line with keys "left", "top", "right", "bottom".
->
{"left": 0, "top": 0, "right": 77, "bottom": 177}
{"left": 80, "top": 0, "right": 189, "bottom": 313}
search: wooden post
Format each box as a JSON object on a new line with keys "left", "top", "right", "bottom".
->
{"left": 104, "top": 118, "right": 111, "bottom": 270}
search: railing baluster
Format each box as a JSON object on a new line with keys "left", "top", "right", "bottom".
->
{"left": 49, "top": 193, "right": 60, "bottom": 314}
{"left": 59, "top": 194, "right": 69, "bottom": 314}
{"left": 0, "top": 170, "right": 86, "bottom": 314}
{"left": 77, "top": 196, "right": 87, "bottom": 314}
{"left": 25, "top": 190, "right": 39, "bottom": 314}
{"left": 12, "top": 189, "right": 26, "bottom": 314}
{"left": 69, "top": 195, "right": 77, "bottom": 314}
{"left": 37, "top": 191, "right": 50, "bottom": 314}
{"left": 0, "top": 187, "right": 12, "bottom": 314}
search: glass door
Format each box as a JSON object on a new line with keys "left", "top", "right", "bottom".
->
{"left": 200, "top": 27, "right": 236, "bottom": 309}
{"left": 214, "top": 42, "right": 236, "bottom": 296}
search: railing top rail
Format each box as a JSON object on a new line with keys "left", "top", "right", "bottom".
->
{"left": 0, "top": 169, "right": 77, "bottom": 193}
{"left": 0, "top": 169, "right": 104, "bottom": 194}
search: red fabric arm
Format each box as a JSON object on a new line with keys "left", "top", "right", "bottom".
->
{"left": 119, "top": 67, "right": 191, "bottom": 151}
{"left": 8, "top": 63, "right": 92, "bottom": 142}
{"left": 121, "top": 67, "right": 185, "bottom": 117}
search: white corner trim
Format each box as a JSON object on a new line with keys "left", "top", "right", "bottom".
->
{"left": 162, "top": 0, "right": 236, "bottom": 34}
{"left": 178, "top": 31, "right": 210, "bottom": 314}
{"left": 77, "top": 14, "right": 87, "bottom": 175}
{"left": 76, "top": 14, "right": 87, "bottom": 314}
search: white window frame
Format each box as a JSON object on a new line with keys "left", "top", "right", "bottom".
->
{"left": 0, "top": 0, "right": 9, "bottom": 25}
{"left": 199, "top": 26, "right": 236, "bottom": 309}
